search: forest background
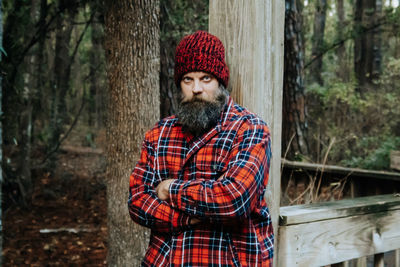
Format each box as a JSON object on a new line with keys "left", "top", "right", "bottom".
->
{"left": 1, "top": 0, "right": 400, "bottom": 265}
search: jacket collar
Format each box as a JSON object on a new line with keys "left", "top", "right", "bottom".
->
{"left": 179, "top": 96, "right": 237, "bottom": 167}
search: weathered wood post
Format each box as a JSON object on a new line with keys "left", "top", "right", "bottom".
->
{"left": 209, "top": 1, "right": 284, "bottom": 265}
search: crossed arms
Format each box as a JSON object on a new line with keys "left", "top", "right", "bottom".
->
{"left": 128, "top": 123, "right": 271, "bottom": 233}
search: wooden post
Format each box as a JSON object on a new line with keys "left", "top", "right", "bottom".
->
{"left": 356, "top": 257, "right": 367, "bottom": 267}
{"left": 374, "top": 253, "right": 384, "bottom": 267}
{"left": 209, "top": 1, "right": 284, "bottom": 264}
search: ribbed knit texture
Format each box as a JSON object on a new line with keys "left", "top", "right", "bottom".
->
{"left": 174, "top": 31, "right": 230, "bottom": 88}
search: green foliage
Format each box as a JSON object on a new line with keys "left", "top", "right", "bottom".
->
{"left": 84, "top": 132, "right": 96, "bottom": 148}
{"left": 160, "top": 0, "right": 209, "bottom": 42}
{"left": 306, "top": 56, "right": 400, "bottom": 170}
{"left": 307, "top": 80, "right": 365, "bottom": 112}
{"left": 342, "top": 136, "right": 400, "bottom": 170}
{"left": 300, "top": 1, "right": 400, "bottom": 171}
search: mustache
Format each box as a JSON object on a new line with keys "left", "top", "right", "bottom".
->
{"left": 180, "top": 92, "right": 227, "bottom": 105}
{"left": 180, "top": 97, "right": 208, "bottom": 105}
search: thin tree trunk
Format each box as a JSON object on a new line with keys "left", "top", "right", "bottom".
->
{"left": 49, "top": 0, "right": 77, "bottom": 167}
{"left": 18, "top": 0, "right": 41, "bottom": 205}
{"left": 34, "top": 0, "right": 48, "bottom": 131}
{"left": 310, "top": 0, "right": 328, "bottom": 85}
{"left": 336, "top": 0, "right": 349, "bottom": 81}
{"left": 89, "top": 3, "right": 104, "bottom": 128}
{"left": 373, "top": 0, "right": 382, "bottom": 77}
{"left": 104, "top": 1, "right": 160, "bottom": 265}
{"left": 283, "top": 0, "right": 309, "bottom": 159}
{"left": 354, "top": 0, "right": 382, "bottom": 89}
{"left": 2, "top": 0, "right": 26, "bottom": 144}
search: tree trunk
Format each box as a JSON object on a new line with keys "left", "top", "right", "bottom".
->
{"left": 17, "top": 0, "right": 42, "bottom": 206}
{"left": 88, "top": 3, "right": 104, "bottom": 128}
{"left": 49, "top": 0, "right": 77, "bottom": 167}
{"left": 374, "top": 0, "right": 382, "bottom": 77}
{"left": 2, "top": 0, "right": 27, "bottom": 145}
{"left": 282, "top": 0, "right": 309, "bottom": 159}
{"left": 34, "top": 0, "right": 48, "bottom": 130}
{"left": 104, "top": 1, "right": 160, "bottom": 265}
{"left": 310, "top": 0, "right": 328, "bottom": 86}
{"left": 2, "top": 0, "right": 42, "bottom": 205}
{"left": 335, "top": 0, "right": 349, "bottom": 81}
{"left": 354, "top": 0, "right": 382, "bottom": 89}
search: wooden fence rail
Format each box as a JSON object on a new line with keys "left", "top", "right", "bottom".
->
{"left": 278, "top": 194, "right": 400, "bottom": 266}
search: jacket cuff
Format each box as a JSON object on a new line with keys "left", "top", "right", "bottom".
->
{"left": 170, "top": 208, "right": 191, "bottom": 231}
{"left": 169, "top": 179, "right": 186, "bottom": 209}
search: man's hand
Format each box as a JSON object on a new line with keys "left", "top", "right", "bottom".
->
{"left": 155, "top": 179, "right": 175, "bottom": 201}
{"left": 190, "top": 218, "right": 201, "bottom": 225}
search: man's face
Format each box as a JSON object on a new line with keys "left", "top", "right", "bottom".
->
{"left": 177, "top": 71, "right": 228, "bottom": 136}
{"left": 180, "top": 71, "right": 220, "bottom": 103}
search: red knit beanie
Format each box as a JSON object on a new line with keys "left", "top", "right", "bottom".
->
{"left": 174, "top": 31, "right": 229, "bottom": 88}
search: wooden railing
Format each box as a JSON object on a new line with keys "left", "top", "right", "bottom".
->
{"left": 278, "top": 194, "right": 400, "bottom": 266}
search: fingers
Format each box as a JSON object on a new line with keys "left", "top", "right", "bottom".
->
{"left": 156, "top": 179, "right": 175, "bottom": 201}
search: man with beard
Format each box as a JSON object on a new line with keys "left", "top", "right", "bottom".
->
{"left": 128, "top": 31, "right": 274, "bottom": 266}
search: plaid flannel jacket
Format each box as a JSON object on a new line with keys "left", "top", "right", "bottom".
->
{"left": 128, "top": 97, "right": 274, "bottom": 266}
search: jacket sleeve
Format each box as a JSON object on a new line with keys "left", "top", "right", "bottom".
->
{"left": 168, "top": 123, "right": 271, "bottom": 221}
{"left": 128, "top": 136, "right": 192, "bottom": 233}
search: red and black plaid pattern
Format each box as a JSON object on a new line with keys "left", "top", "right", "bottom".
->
{"left": 174, "top": 31, "right": 230, "bottom": 88}
{"left": 129, "top": 97, "right": 273, "bottom": 266}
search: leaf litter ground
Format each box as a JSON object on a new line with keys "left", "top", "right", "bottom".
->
{"left": 3, "top": 147, "right": 108, "bottom": 266}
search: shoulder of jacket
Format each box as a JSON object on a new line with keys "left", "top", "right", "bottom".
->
{"left": 231, "top": 103, "right": 269, "bottom": 130}
{"left": 144, "top": 115, "right": 178, "bottom": 143}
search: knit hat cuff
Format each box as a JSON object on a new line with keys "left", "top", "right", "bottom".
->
{"left": 174, "top": 52, "right": 229, "bottom": 88}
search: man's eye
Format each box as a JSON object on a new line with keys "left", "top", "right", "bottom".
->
{"left": 183, "top": 77, "right": 192, "bottom": 82}
{"left": 203, "top": 76, "right": 211, "bottom": 81}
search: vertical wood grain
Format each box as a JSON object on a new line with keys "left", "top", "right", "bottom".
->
{"left": 209, "top": 1, "right": 284, "bottom": 265}
{"left": 374, "top": 253, "right": 384, "bottom": 267}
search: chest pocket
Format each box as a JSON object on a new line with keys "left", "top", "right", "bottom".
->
{"left": 153, "top": 137, "right": 188, "bottom": 181}
{"left": 192, "top": 131, "right": 236, "bottom": 180}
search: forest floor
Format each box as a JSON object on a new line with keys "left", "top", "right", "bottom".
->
{"left": 3, "top": 145, "right": 108, "bottom": 266}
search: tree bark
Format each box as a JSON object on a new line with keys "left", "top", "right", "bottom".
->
{"left": 282, "top": 0, "right": 309, "bottom": 159}
{"left": 34, "top": 0, "right": 48, "bottom": 129}
{"left": 2, "top": 0, "right": 27, "bottom": 144}
{"left": 17, "top": 0, "right": 42, "bottom": 206}
{"left": 354, "top": 0, "right": 382, "bottom": 89}
{"left": 310, "top": 0, "right": 328, "bottom": 86}
{"left": 104, "top": 1, "right": 160, "bottom": 265}
{"left": 88, "top": 2, "right": 104, "bottom": 128}
{"left": 49, "top": 0, "right": 78, "bottom": 167}
{"left": 335, "top": 0, "right": 349, "bottom": 81}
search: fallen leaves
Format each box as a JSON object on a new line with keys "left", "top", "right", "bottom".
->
{"left": 3, "top": 149, "right": 108, "bottom": 266}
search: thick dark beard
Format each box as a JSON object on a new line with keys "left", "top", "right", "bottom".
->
{"left": 177, "top": 86, "right": 228, "bottom": 137}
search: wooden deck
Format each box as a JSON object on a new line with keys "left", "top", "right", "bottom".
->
{"left": 278, "top": 194, "right": 400, "bottom": 266}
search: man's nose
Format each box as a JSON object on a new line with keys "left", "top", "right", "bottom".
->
{"left": 192, "top": 81, "right": 203, "bottom": 94}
